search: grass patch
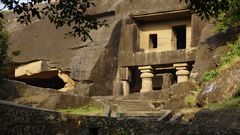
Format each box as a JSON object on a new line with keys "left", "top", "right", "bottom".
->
{"left": 202, "top": 69, "right": 220, "bottom": 82}
{"left": 205, "top": 97, "right": 240, "bottom": 111}
{"left": 58, "top": 103, "right": 104, "bottom": 116}
{"left": 202, "top": 38, "right": 240, "bottom": 82}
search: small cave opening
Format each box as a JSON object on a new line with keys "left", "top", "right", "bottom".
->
{"left": 10, "top": 71, "right": 66, "bottom": 90}
{"left": 14, "top": 77, "right": 65, "bottom": 89}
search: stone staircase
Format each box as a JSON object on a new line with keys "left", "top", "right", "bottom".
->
{"left": 93, "top": 95, "right": 199, "bottom": 122}
{"left": 93, "top": 96, "right": 170, "bottom": 119}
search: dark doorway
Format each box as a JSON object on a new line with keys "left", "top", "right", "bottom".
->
{"left": 149, "top": 34, "right": 158, "bottom": 48}
{"left": 172, "top": 25, "right": 186, "bottom": 49}
{"left": 129, "top": 67, "right": 142, "bottom": 93}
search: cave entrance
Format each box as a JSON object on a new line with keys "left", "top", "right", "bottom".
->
{"left": 12, "top": 71, "right": 65, "bottom": 90}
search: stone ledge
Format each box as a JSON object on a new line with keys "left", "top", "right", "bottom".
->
{"left": 119, "top": 49, "right": 196, "bottom": 67}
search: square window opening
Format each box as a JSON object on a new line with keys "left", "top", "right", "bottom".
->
{"left": 172, "top": 25, "right": 186, "bottom": 49}
{"left": 149, "top": 34, "right": 158, "bottom": 48}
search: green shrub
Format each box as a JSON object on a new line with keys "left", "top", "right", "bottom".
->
{"left": 202, "top": 38, "right": 240, "bottom": 82}
{"left": 220, "top": 38, "right": 240, "bottom": 66}
{"left": 202, "top": 69, "right": 220, "bottom": 82}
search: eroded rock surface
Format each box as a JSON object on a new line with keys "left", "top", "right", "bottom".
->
{"left": 0, "top": 79, "right": 92, "bottom": 110}
{"left": 190, "top": 24, "right": 240, "bottom": 83}
{"left": 198, "top": 62, "right": 240, "bottom": 105}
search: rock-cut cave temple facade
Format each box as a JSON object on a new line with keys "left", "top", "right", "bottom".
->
{"left": 6, "top": 0, "right": 207, "bottom": 96}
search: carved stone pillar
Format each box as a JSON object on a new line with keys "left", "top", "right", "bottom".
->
{"left": 139, "top": 66, "right": 154, "bottom": 93}
{"left": 121, "top": 80, "right": 130, "bottom": 96}
{"left": 174, "top": 63, "right": 190, "bottom": 83}
{"left": 120, "top": 67, "right": 131, "bottom": 96}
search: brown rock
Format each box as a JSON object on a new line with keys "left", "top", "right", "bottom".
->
{"left": 163, "top": 81, "right": 198, "bottom": 109}
{"left": 198, "top": 62, "right": 240, "bottom": 105}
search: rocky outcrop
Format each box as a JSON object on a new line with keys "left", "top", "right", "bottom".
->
{"left": 198, "top": 62, "right": 240, "bottom": 105}
{"left": 190, "top": 24, "right": 240, "bottom": 83}
{"left": 71, "top": 20, "right": 122, "bottom": 96}
{"left": 0, "top": 79, "right": 92, "bottom": 110}
{"left": 163, "top": 81, "right": 198, "bottom": 109}
{"left": 193, "top": 109, "right": 240, "bottom": 129}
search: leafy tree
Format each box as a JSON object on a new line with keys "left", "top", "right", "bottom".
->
{"left": 0, "top": 0, "right": 108, "bottom": 41}
{"left": 181, "top": 0, "right": 240, "bottom": 31}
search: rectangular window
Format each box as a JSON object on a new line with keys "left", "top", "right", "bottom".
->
{"left": 172, "top": 25, "right": 186, "bottom": 49}
{"left": 149, "top": 34, "right": 158, "bottom": 48}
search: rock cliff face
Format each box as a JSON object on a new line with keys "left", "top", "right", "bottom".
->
{"left": 5, "top": 0, "right": 190, "bottom": 96}
{"left": 189, "top": 23, "right": 240, "bottom": 105}
{"left": 198, "top": 62, "right": 240, "bottom": 105}
{"left": 190, "top": 24, "right": 240, "bottom": 83}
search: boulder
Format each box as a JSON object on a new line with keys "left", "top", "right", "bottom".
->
{"left": 193, "top": 109, "right": 240, "bottom": 129}
{"left": 163, "top": 81, "right": 198, "bottom": 109}
{"left": 198, "top": 62, "right": 240, "bottom": 105}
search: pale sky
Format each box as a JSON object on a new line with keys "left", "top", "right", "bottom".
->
{"left": 0, "top": 0, "right": 28, "bottom": 11}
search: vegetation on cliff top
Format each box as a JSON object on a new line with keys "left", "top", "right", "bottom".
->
{"left": 202, "top": 38, "right": 240, "bottom": 82}
{"left": 182, "top": 0, "right": 240, "bottom": 32}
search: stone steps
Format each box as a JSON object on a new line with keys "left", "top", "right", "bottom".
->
{"left": 104, "top": 99, "right": 170, "bottom": 118}
{"left": 120, "top": 110, "right": 171, "bottom": 117}
{"left": 111, "top": 110, "right": 173, "bottom": 121}
{"left": 108, "top": 100, "right": 160, "bottom": 112}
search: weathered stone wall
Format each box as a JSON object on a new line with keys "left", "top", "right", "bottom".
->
{"left": 1, "top": 100, "right": 240, "bottom": 135}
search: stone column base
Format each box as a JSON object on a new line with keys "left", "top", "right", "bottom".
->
{"left": 139, "top": 66, "right": 154, "bottom": 93}
{"left": 174, "top": 63, "right": 190, "bottom": 83}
